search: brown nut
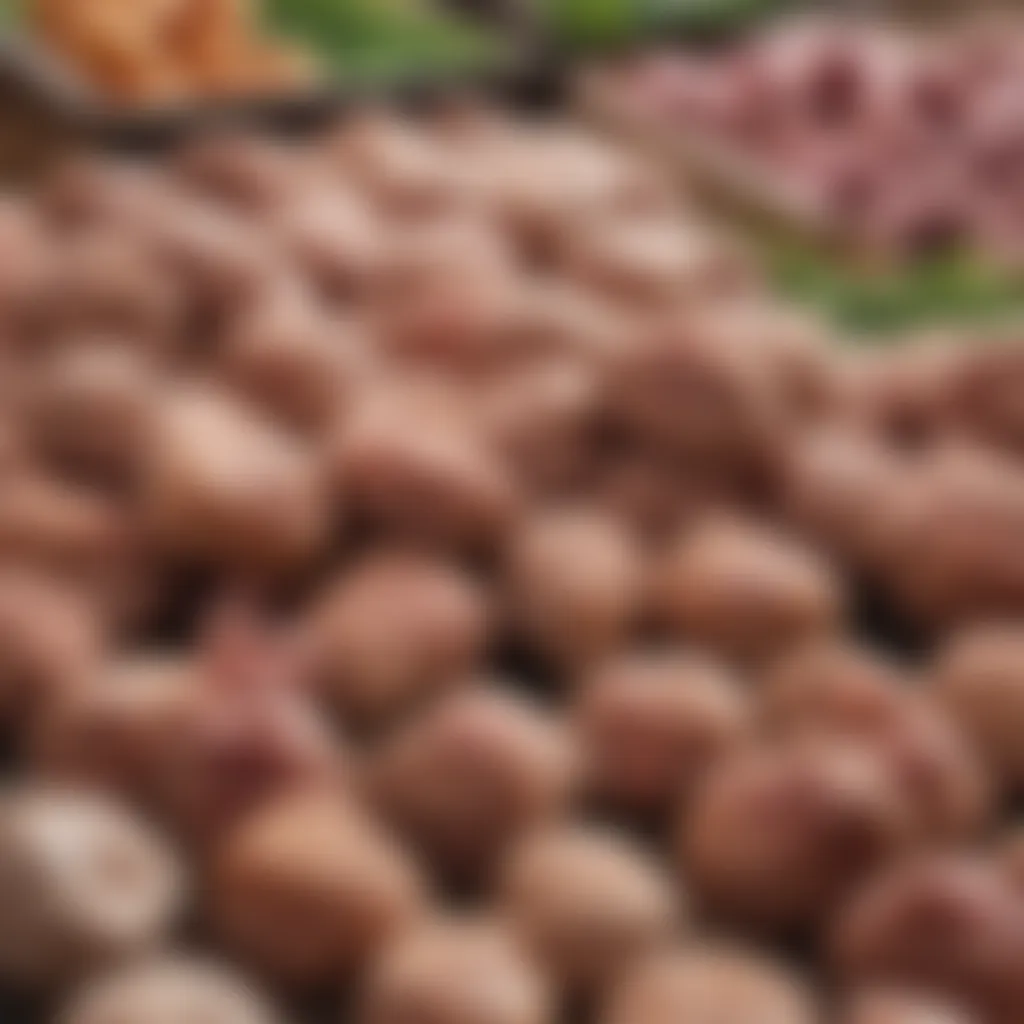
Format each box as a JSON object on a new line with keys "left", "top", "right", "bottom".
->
{"left": 877, "top": 445, "right": 1024, "bottom": 627}
{"left": 36, "top": 231, "right": 182, "bottom": 348}
{"left": 304, "top": 551, "right": 490, "bottom": 732}
{"left": 682, "top": 740, "right": 915, "bottom": 933}
{"left": 652, "top": 517, "right": 844, "bottom": 666}
{"left": 60, "top": 956, "right": 281, "bottom": 1024}
{"left": 370, "top": 220, "right": 520, "bottom": 373}
{"left": 499, "top": 825, "right": 684, "bottom": 1000}
{"left": 0, "top": 569, "right": 104, "bottom": 736}
{"left": 475, "top": 357, "right": 600, "bottom": 496}
{"left": 0, "top": 199, "right": 52, "bottom": 344}
{"left": 779, "top": 430, "right": 913, "bottom": 577}
{"left": 326, "top": 116, "right": 467, "bottom": 221}
{"left": 574, "top": 649, "right": 753, "bottom": 820}
{"left": 996, "top": 827, "right": 1024, "bottom": 893}
{"left": 270, "top": 191, "right": 385, "bottom": 302}
{"left": 504, "top": 509, "right": 646, "bottom": 679}
{"left": 369, "top": 687, "right": 577, "bottom": 886}
{"left": 37, "top": 159, "right": 173, "bottom": 237}
{"left": 692, "top": 300, "right": 838, "bottom": 423}
{"left": 587, "top": 446, "right": 731, "bottom": 546}
{"left": 841, "top": 989, "right": 979, "bottom": 1024}
{"left": 332, "top": 383, "right": 519, "bottom": 555}
{"left": 361, "top": 918, "right": 551, "bottom": 1024}
{"left": 218, "top": 290, "right": 370, "bottom": 438}
{"left": 32, "top": 656, "right": 194, "bottom": 804}
{"left": 26, "top": 345, "right": 158, "bottom": 485}
{"left": 763, "top": 640, "right": 910, "bottom": 737}
{"left": 563, "top": 220, "right": 751, "bottom": 309}
{"left": 0, "top": 789, "right": 183, "bottom": 986}
{"left": 210, "top": 792, "right": 425, "bottom": 987}
{"left": 175, "top": 135, "right": 303, "bottom": 213}
{"left": 147, "top": 203, "right": 287, "bottom": 326}
{"left": 942, "top": 337, "right": 1024, "bottom": 456}
{"left": 841, "top": 343, "right": 955, "bottom": 452}
{"left": 862, "top": 697, "right": 992, "bottom": 845}
{"left": 0, "top": 474, "right": 130, "bottom": 594}
{"left": 833, "top": 855, "right": 1024, "bottom": 1024}
{"left": 601, "top": 944, "right": 819, "bottom": 1024}
{"left": 148, "top": 605, "right": 343, "bottom": 845}
{"left": 601, "top": 321, "right": 786, "bottom": 490}
{"left": 141, "top": 388, "right": 328, "bottom": 576}
{"left": 932, "top": 624, "right": 1024, "bottom": 794}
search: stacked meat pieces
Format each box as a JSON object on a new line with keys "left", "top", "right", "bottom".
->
{"left": 614, "top": 17, "right": 1024, "bottom": 262}
{"left": 0, "top": 108, "right": 1023, "bottom": 1024}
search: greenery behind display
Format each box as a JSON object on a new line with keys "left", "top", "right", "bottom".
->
{"left": 546, "top": 0, "right": 802, "bottom": 47}
{"left": 263, "top": 0, "right": 505, "bottom": 80}
{"left": 766, "top": 242, "right": 1024, "bottom": 336}
{"left": 0, "top": 0, "right": 504, "bottom": 80}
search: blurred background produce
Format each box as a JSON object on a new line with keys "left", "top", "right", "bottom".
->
{"left": 3, "top": 5, "right": 1024, "bottom": 1024}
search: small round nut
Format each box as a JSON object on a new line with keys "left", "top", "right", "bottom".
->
{"left": 602, "top": 944, "right": 818, "bottom": 1024}
{"left": 333, "top": 383, "right": 518, "bottom": 555}
{"left": 141, "top": 389, "right": 328, "bottom": 577}
{"left": 500, "top": 825, "right": 684, "bottom": 1000}
{"left": 833, "top": 855, "right": 1024, "bottom": 1024}
{"left": 574, "top": 649, "right": 752, "bottom": 820}
{"left": 505, "top": 509, "right": 646, "bottom": 679}
{"left": 763, "top": 640, "right": 909, "bottom": 737}
{"left": 361, "top": 918, "right": 551, "bottom": 1024}
{"left": 932, "top": 624, "right": 1024, "bottom": 794}
{"left": 210, "top": 792, "right": 425, "bottom": 987}
{"left": 0, "top": 789, "right": 183, "bottom": 985}
{"left": 652, "top": 517, "right": 844, "bottom": 666}
{"left": 682, "top": 740, "right": 914, "bottom": 933}
{"left": 370, "top": 687, "right": 577, "bottom": 886}
{"left": 841, "top": 989, "right": 979, "bottom": 1024}
{"left": 60, "top": 956, "right": 281, "bottom": 1024}
{"left": 304, "top": 551, "right": 490, "bottom": 732}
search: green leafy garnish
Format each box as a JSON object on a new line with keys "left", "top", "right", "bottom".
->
{"left": 765, "top": 240, "right": 1024, "bottom": 338}
{"left": 263, "top": 0, "right": 506, "bottom": 82}
{"left": 546, "top": 0, "right": 803, "bottom": 49}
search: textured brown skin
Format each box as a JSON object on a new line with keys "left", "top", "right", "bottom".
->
{"left": 218, "top": 289, "right": 370, "bottom": 439}
{"left": 932, "top": 624, "right": 1024, "bottom": 794}
{"left": 369, "top": 688, "right": 577, "bottom": 887}
{"left": 762, "top": 640, "right": 910, "bottom": 738}
{"left": 504, "top": 509, "right": 646, "bottom": 679}
{"left": 59, "top": 956, "right": 282, "bottom": 1024}
{"left": 25, "top": 345, "right": 158, "bottom": 486}
{"left": 762, "top": 644, "right": 993, "bottom": 843}
{"left": 360, "top": 919, "right": 551, "bottom": 1024}
{"left": 499, "top": 826, "right": 683, "bottom": 1001}
{"left": 0, "top": 571, "right": 106, "bottom": 740}
{"left": 146, "top": 611, "right": 343, "bottom": 846}
{"left": 0, "top": 790, "right": 183, "bottom": 986}
{"left": 841, "top": 989, "right": 979, "bottom": 1024}
{"left": 332, "top": 385, "right": 520, "bottom": 556}
{"left": 652, "top": 517, "right": 844, "bottom": 667}
{"left": 32, "top": 656, "right": 194, "bottom": 804}
{"left": 304, "top": 551, "right": 489, "bottom": 732}
{"left": 210, "top": 793, "right": 425, "bottom": 988}
{"left": 682, "top": 740, "right": 916, "bottom": 934}
{"left": 140, "top": 389, "right": 328, "bottom": 577}
{"left": 779, "top": 429, "right": 912, "bottom": 578}
{"left": 877, "top": 446, "right": 1024, "bottom": 627}
{"left": 600, "top": 321, "right": 787, "bottom": 494}
{"left": 601, "top": 945, "right": 819, "bottom": 1024}
{"left": 834, "top": 855, "right": 1024, "bottom": 1024}
{"left": 941, "top": 339, "right": 1024, "bottom": 457}
{"left": 574, "top": 650, "right": 753, "bottom": 820}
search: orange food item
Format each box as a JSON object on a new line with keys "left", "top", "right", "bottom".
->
{"left": 31, "top": 0, "right": 314, "bottom": 106}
